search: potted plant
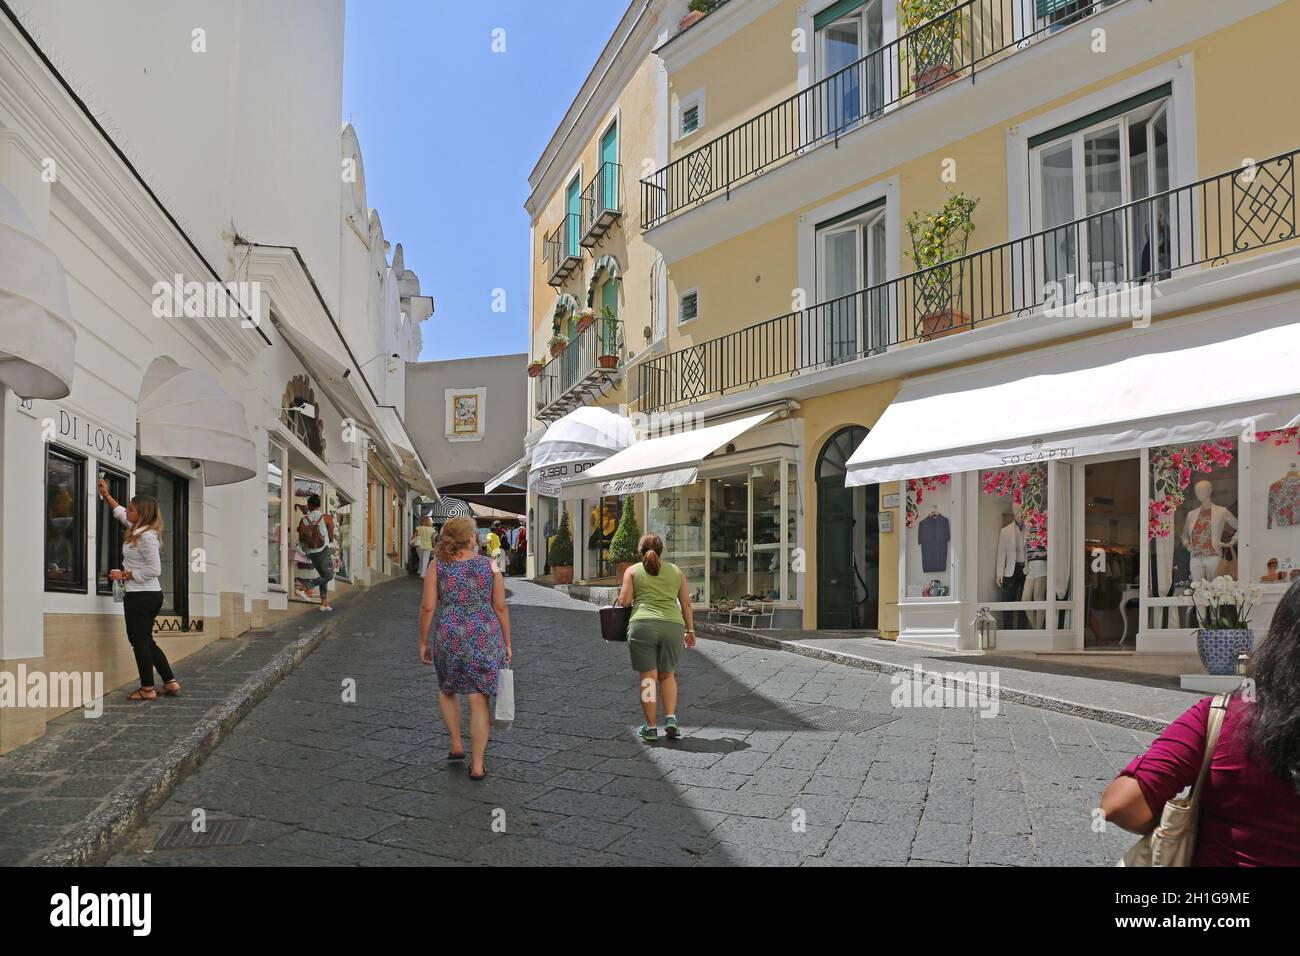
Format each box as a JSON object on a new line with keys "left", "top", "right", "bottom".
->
{"left": 906, "top": 192, "right": 978, "bottom": 341}
{"left": 1188, "top": 576, "right": 1261, "bottom": 675}
{"left": 548, "top": 331, "right": 569, "bottom": 357}
{"left": 527, "top": 356, "right": 545, "bottom": 378}
{"left": 679, "top": 0, "right": 713, "bottom": 32}
{"left": 549, "top": 508, "right": 575, "bottom": 584}
{"left": 597, "top": 306, "right": 621, "bottom": 369}
{"left": 574, "top": 307, "right": 597, "bottom": 334}
{"left": 608, "top": 497, "right": 642, "bottom": 579}
{"left": 902, "top": 0, "right": 960, "bottom": 96}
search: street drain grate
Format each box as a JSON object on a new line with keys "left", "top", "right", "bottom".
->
{"left": 155, "top": 818, "right": 251, "bottom": 850}
{"left": 704, "top": 695, "right": 897, "bottom": 734}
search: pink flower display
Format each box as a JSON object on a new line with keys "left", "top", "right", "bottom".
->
{"left": 1148, "top": 438, "right": 1235, "bottom": 540}
{"left": 981, "top": 464, "right": 1048, "bottom": 551}
{"left": 904, "top": 474, "right": 951, "bottom": 528}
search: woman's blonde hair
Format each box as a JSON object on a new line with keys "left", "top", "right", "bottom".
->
{"left": 435, "top": 515, "right": 478, "bottom": 563}
{"left": 638, "top": 532, "right": 665, "bottom": 576}
{"left": 125, "top": 495, "right": 163, "bottom": 549}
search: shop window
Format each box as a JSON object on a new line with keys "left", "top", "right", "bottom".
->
{"left": 291, "top": 475, "right": 326, "bottom": 600}
{"left": 585, "top": 496, "right": 622, "bottom": 580}
{"left": 334, "top": 494, "right": 352, "bottom": 581}
{"left": 267, "top": 439, "right": 284, "bottom": 587}
{"left": 904, "top": 474, "right": 955, "bottom": 600}
{"left": 786, "top": 461, "right": 801, "bottom": 605}
{"left": 133, "top": 462, "right": 188, "bottom": 620}
{"left": 751, "top": 463, "right": 783, "bottom": 602}
{"left": 1250, "top": 429, "right": 1300, "bottom": 630}
{"left": 95, "top": 468, "right": 129, "bottom": 595}
{"left": 648, "top": 483, "right": 707, "bottom": 605}
{"left": 44, "top": 445, "right": 87, "bottom": 593}
{"left": 536, "top": 496, "right": 560, "bottom": 576}
{"left": 1147, "top": 439, "right": 1238, "bottom": 630}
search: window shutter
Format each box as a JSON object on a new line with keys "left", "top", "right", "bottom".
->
{"left": 814, "top": 0, "right": 868, "bottom": 32}
{"left": 680, "top": 292, "right": 699, "bottom": 322}
{"left": 682, "top": 104, "right": 700, "bottom": 134}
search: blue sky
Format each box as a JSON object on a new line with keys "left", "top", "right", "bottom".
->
{"left": 343, "top": 0, "right": 629, "bottom": 362}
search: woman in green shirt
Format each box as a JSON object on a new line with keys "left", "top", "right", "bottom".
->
{"left": 617, "top": 533, "right": 696, "bottom": 741}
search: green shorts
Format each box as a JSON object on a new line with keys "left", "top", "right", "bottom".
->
{"left": 627, "top": 618, "right": 685, "bottom": 674}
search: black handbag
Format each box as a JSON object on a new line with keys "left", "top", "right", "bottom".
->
{"left": 600, "top": 601, "right": 632, "bottom": 642}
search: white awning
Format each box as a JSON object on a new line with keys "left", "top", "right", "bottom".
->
{"left": 272, "top": 314, "right": 371, "bottom": 426}
{"left": 530, "top": 406, "right": 637, "bottom": 496}
{"left": 485, "top": 456, "right": 529, "bottom": 493}
{"left": 559, "top": 412, "right": 776, "bottom": 500}
{"left": 846, "top": 312, "right": 1300, "bottom": 486}
{"left": 0, "top": 181, "right": 77, "bottom": 398}
{"left": 137, "top": 357, "right": 256, "bottom": 486}
{"left": 375, "top": 405, "right": 437, "bottom": 499}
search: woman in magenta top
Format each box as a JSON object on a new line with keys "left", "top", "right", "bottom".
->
{"left": 1101, "top": 581, "right": 1300, "bottom": 866}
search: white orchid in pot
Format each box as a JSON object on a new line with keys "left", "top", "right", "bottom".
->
{"left": 1186, "top": 575, "right": 1261, "bottom": 675}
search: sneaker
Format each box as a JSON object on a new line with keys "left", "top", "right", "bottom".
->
{"left": 637, "top": 723, "right": 659, "bottom": 742}
{"left": 319, "top": 605, "right": 333, "bottom": 612}
{"left": 664, "top": 715, "right": 681, "bottom": 739}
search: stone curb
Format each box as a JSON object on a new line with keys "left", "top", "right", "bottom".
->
{"left": 695, "top": 621, "right": 1172, "bottom": 734}
{"left": 32, "top": 595, "right": 362, "bottom": 867}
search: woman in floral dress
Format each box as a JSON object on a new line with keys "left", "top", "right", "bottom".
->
{"left": 418, "top": 516, "right": 512, "bottom": 780}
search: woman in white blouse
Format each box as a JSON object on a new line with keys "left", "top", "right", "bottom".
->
{"left": 98, "top": 478, "right": 181, "bottom": 701}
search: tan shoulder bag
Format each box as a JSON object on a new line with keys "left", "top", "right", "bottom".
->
{"left": 1119, "top": 693, "right": 1230, "bottom": 867}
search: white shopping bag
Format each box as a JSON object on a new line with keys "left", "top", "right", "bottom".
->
{"left": 493, "top": 665, "right": 515, "bottom": 729}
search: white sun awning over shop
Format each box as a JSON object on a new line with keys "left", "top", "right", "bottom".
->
{"left": 558, "top": 411, "right": 777, "bottom": 500}
{"left": 137, "top": 357, "right": 257, "bottom": 486}
{"left": 845, "top": 312, "right": 1300, "bottom": 486}
{"left": 0, "top": 181, "right": 77, "bottom": 398}
{"left": 529, "top": 406, "right": 638, "bottom": 497}
{"left": 485, "top": 456, "right": 529, "bottom": 494}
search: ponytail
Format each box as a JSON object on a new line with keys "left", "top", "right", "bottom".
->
{"left": 637, "top": 533, "right": 665, "bottom": 576}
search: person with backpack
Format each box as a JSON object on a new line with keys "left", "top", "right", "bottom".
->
{"left": 298, "top": 494, "right": 336, "bottom": 612}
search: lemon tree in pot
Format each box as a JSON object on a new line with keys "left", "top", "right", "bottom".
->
{"left": 549, "top": 508, "right": 574, "bottom": 584}
{"left": 608, "top": 496, "right": 642, "bottom": 580}
{"left": 907, "top": 192, "right": 977, "bottom": 342}
{"left": 902, "top": 0, "right": 961, "bottom": 96}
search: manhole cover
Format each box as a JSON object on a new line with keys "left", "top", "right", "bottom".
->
{"left": 155, "top": 818, "right": 251, "bottom": 850}
{"left": 703, "top": 695, "right": 897, "bottom": 734}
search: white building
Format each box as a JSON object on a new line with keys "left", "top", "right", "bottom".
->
{"left": 0, "top": 0, "right": 436, "bottom": 752}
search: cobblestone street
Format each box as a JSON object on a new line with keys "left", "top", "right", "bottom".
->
{"left": 107, "top": 578, "right": 1153, "bottom": 866}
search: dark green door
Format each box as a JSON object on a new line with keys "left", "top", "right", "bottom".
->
{"left": 816, "top": 426, "right": 877, "bottom": 630}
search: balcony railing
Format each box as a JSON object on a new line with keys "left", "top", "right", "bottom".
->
{"left": 580, "top": 162, "right": 623, "bottom": 248}
{"left": 535, "top": 318, "right": 625, "bottom": 422}
{"left": 641, "top": 0, "right": 1121, "bottom": 228}
{"left": 636, "top": 149, "right": 1299, "bottom": 413}
{"left": 544, "top": 212, "right": 583, "bottom": 287}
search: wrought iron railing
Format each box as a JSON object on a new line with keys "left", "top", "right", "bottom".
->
{"left": 543, "top": 212, "right": 583, "bottom": 284}
{"left": 535, "top": 318, "right": 625, "bottom": 417}
{"left": 580, "top": 162, "right": 623, "bottom": 245}
{"left": 641, "top": 0, "right": 1122, "bottom": 228}
{"left": 637, "top": 150, "right": 1299, "bottom": 413}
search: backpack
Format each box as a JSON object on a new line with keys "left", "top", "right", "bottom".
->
{"left": 298, "top": 513, "right": 331, "bottom": 551}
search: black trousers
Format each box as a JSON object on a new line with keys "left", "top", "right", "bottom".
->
{"left": 123, "top": 591, "right": 173, "bottom": 687}
{"left": 999, "top": 563, "right": 1026, "bottom": 628}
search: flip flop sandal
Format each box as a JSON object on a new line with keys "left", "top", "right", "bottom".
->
{"left": 468, "top": 766, "right": 487, "bottom": 781}
{"left": 162, "top": 681, "right": 182, "bottom": 697}
{"left": 127, "top": 688, "right": 157, "bottom": 702}
{"left": 447, "top": 750, "right": 467, "bottom": 761}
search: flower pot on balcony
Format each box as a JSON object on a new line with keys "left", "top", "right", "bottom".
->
{"left": 552, "top": 565, "right": 574, "bottom": 585}
{"left": 575, "top": 309, "right": 596, "bottom": 333}
{"left": 678, "top": 9, "right": 706, "bottom": 30}
{"left": 912, "top": 62, "right": 957, "bottom": 96}
{"left": 549, "top": 341, "right": 567, "bottom": 358}
{"left": 597, "top": 354, "right": 620, "bottom": 370}
{"left": 1197, "top": 628, "right": 1253, "bottom": 676}
{"left": 527, "top": 360, "right": 544, "bottom": 378}
{"left": 918, "top": 308, "right": 970, "bottom": 342}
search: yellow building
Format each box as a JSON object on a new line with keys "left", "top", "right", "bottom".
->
{"left": 520, "top": 0, "right": 1300, "bottom": 655}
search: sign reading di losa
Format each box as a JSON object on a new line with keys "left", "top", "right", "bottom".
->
{"left": 16, "top": 396, "right": 136, "bottom": 469}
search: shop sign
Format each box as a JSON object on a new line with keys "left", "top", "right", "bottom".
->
{"left": 16, "top": 396, "right": 136, "bottom": 468}
{"left": 571, "top": 467, "right": 699, "bottom": 499}
{"left": 529, "top": 459, "right": 598, "bottom": 498}
{"left": 997, "top": 437, "right": 1076, "bottom": 467}
{"left": 881, "top": 492, "right": 901, "bottom": 510}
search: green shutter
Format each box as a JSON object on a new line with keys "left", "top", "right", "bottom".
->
{"left": 1028, "top": 83, "right": 1171, "bottom": 148}
{"left": 816, "top": 196, "right": 885, "bottom": 231}
{"left": 814, "top": 0, "right": 867, "bottom": 31}
{"left": 1036, "top": 0, "right": 1083, "bottom": 15}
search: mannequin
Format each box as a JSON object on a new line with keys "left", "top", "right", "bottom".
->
{"left": 1181, "top": 480, "right": 1238, "bottom": 581}
{"left": 995, "top": 507, "right": 1027, "bottom": 627}
{"left": 1021, "top": 510, "right": 1047, "bottom": 628}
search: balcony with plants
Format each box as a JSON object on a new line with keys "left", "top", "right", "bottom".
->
{"left": 640, "top": 0, "right": 1124, "bottom": 229}
{"left": 530, "top": 307, "right": 626, "bottom": 422}
{"left": 635, "top": 149, "right": 1300, "bottom": 413}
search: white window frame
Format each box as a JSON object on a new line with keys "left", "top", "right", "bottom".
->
{"left": 675, "top": 89, "right": 705, "bottom": 142}
{"left": 678, "top": 288, "right": 700, "bottom": 326}
{"left": 797, "top": 0, "right": 898, "bottom": 121}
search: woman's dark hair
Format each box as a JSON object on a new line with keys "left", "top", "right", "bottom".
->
{"left": 638, "top": 533, "right": 664, "bottom": 576}
{"left": 306, "top": 494, "right": 321, "bottom": 510}
{"left": 1245, "top": 578, "right": 1300, "bottom": 788}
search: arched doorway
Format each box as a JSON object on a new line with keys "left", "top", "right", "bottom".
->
{"left": 816, "top": 426, "right": 879, "bottom": 630}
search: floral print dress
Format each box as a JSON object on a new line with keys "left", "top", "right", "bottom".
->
{"left": 433, "top": 555, "right": 504, "bottom": 695}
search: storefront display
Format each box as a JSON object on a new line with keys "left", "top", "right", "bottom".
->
{"left": 44, "top": 445, "right": 85, "bottom": 592}
{"left": 292, "top": 475, "right": 325, "bottom": 599}
{"left": 904, "top": 475, "right": 954, "bottom": 599}
{"left": 267, "top": 439, "right": 284, "bottom": 587}
{"left": 647, "top": 482, "right": 707, "bottom": 603}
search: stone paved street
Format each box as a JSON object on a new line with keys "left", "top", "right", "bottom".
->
{"left": 107, "top": 578, "right": 1154, "bottom": 866}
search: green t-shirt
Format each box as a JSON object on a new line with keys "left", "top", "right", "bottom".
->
{"left": 630, "top": 561, "right": 684, "bottom": 625}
